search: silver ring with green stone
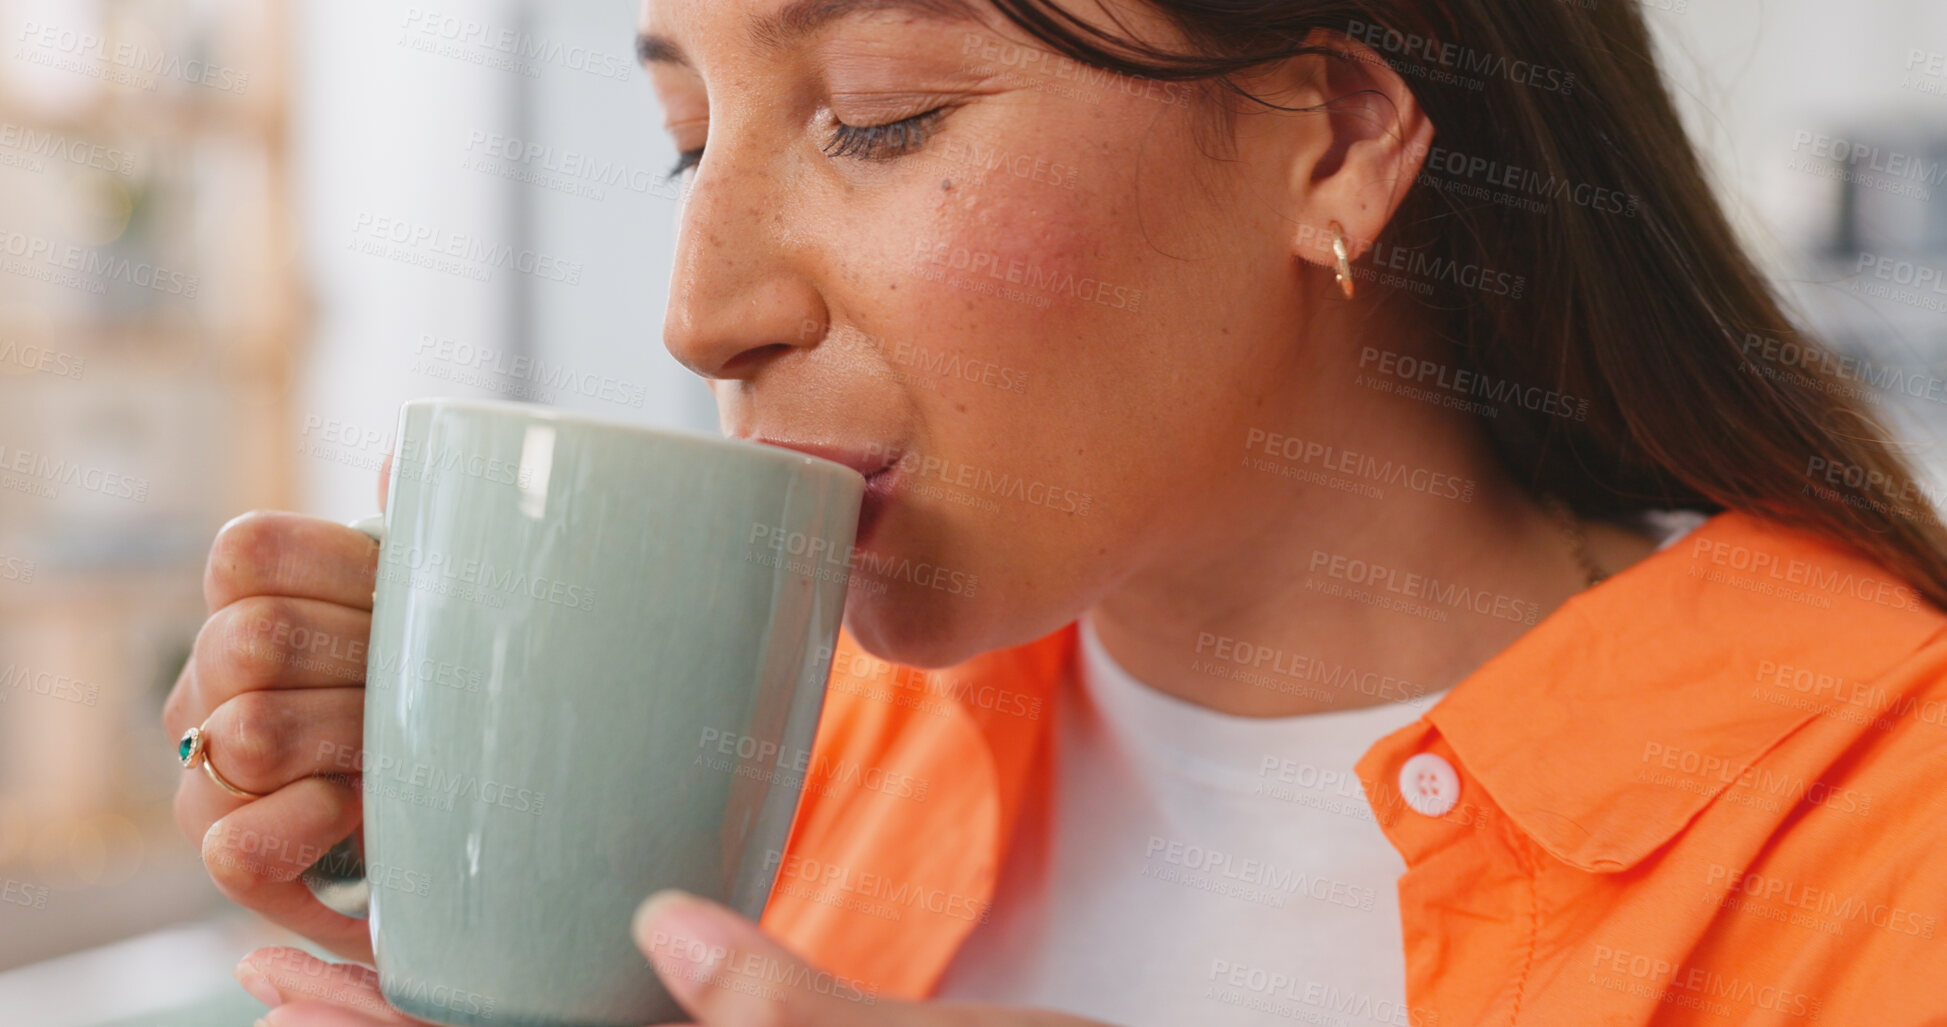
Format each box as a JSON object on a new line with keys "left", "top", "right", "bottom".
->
{"left": 177, "top": 724, "right": 265, "bottom": 799}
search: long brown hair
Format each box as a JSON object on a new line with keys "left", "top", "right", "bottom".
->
{"left": 981, "top": 0, "right": 1947, "bottom": 608}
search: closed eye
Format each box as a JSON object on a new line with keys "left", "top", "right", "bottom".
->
{"left": 661, "top": 104, "right": 952, "bottom": 183}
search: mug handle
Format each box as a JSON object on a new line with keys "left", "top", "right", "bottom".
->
{"left": 298, "top": 512, "right": 387, "bottom": 920}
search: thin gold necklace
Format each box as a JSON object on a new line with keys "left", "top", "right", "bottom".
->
{"left": 1542, "top": 493, "right": 1607, "bottom": 590}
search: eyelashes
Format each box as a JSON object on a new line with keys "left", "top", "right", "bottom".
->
{"left": 661, "top": 105, "right": 951, "bottom": 182}
{"left": 666, "top": 148, "right": 703, "bottom": 181}
{"left": 821, "top": 106, "right": 949, "bottom": 161}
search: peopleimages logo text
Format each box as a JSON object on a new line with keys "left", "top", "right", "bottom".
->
{"left": 15, "top": 21, "right": 251, "bottom": 93}
{"left": 1357, "top": 347, "right": 1587, "bottom": 420}
{"left": 381, "top": 544, "right": 597, "bottom": 612}
{"left": 0, "top": 228, "right": 199, "bottom": 296}
{"left": 399, "top": 7, "right": 634, "bottom": 80}
{"left": 1688, "top": 536, "right": 1920, "bottom": 611}
{"left": 0, "top": 445, "right": 149, "bottom": 501}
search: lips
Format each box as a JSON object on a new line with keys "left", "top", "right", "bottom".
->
{"left": 745, "top": 436, "right": 897, "bottom": 480}
{"left": 742, "top": 435, "right": 901, "bottom": 546}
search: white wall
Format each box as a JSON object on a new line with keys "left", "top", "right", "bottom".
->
{"left": 293, "top": 0, "right": 712, "bottom": 521}
{"left": 1648, "top": 0, "right": 1947, "bottom": 261}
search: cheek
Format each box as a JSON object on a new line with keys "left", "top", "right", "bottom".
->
{"left": 902, "top": 174, "right": 1131, "bottom": 325}
{"left": 837, "top": 153, "right": 1179, "bottom": 663}
{"left": 895, "top": 173, "right": 1150, "bottom": 429}
{"left": 906, "top": 173, "right": 1166, "bottom": 478}
{"left": 905, "top": 182, "right": 1125, "bottom": 451}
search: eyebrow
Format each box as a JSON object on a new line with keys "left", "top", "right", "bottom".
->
{"left": 637, "top": 0, "right": 981, "bottom": 69}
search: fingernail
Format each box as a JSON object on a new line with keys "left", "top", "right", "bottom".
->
{"left": 635, "top": 888, "right": 729, "bottom": 977}
{"left": 634, "top": 888, "right": 701, "bottom": 944}
{"left": 234, "top": 962, "right": 281, "bottom": 1008}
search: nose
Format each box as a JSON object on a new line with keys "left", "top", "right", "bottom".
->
{"left": 661, "top": 144, "right": 826, "bottom": 382}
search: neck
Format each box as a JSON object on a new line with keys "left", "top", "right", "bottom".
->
{"left": 1088, "top": 320, "right": 1664, "bottom": 718}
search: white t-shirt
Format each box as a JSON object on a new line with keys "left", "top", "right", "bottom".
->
{"left": 931, "top": 613, "right": 1438, "bottom": 1026}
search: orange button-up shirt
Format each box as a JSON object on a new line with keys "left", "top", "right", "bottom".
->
{"left": 759, "top": 511, "right": 1947, "bottom": 1024}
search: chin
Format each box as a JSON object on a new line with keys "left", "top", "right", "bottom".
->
{"left": 840, "top": 581, "right": 1000, "bottom": 670}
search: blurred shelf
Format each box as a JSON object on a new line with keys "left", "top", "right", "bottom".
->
{"left": 0, "top": 0, "right": 305, "bottom": 980}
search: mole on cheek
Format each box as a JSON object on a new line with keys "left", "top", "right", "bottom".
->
{"left": 942, "top": 179, "right": 954, "bottom": 191}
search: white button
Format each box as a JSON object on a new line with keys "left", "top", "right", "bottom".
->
{"left": 1398, "top": 753, "right": 1459, "bottom": 817}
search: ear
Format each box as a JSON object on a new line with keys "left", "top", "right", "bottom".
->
{"left": 1264, "top": 27, "right": 1437, "bottom": 282}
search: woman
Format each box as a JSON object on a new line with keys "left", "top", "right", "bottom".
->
{"left": 167, "top": 0, "right": 1947, "bottom": 1023}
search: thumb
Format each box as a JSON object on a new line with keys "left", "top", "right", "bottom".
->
{"left": 632, "top": 889, "right": 883, "bottom": 1027}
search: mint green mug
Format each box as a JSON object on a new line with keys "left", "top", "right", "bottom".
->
{"left": 301, "top": 398, "right": 864, "bottom": 1026}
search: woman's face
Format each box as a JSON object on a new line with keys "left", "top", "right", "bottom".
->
{"left": 642, "top": 0, "right": 1343, "bottom": 668}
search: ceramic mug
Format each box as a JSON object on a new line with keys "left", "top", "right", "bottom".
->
{"left": 300, "top": 397, "right": 864, "bottom": 1026}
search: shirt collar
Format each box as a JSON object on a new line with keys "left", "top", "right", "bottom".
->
{"left": 1409, "top": 509, "right": 1943, "bottom": 872}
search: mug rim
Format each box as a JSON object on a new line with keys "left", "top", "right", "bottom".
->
{"left": 401, "top": 396, "right": 866, "bottom": 486}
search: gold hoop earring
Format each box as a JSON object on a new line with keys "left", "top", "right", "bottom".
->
{"left": 1329, "top": 221, "right": 1355, "bottom": 300}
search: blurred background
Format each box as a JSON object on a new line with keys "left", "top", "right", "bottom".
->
{"left": 0, "top": 0, "right": 1942, "bottom": 1023}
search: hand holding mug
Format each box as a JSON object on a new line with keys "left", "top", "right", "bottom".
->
{"left": 164, "top": 463, "right": 397, "bottom": 964}
{"left": 236, "top": 888, "right": 1114, "bottom": 1027}
{"left": 173, "top": 398, "right": 866, "bottom": 1025}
